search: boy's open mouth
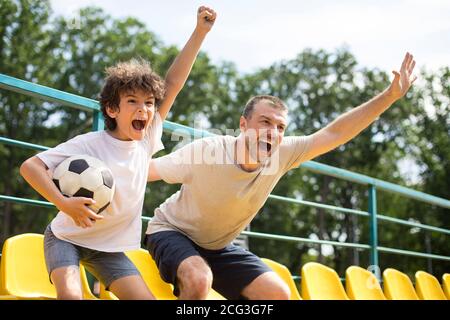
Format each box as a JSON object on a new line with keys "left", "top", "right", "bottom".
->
{"left": 132, "top": 119, "right": 147, "bottom": 131}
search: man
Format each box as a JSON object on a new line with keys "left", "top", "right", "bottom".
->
{"left": 146, "top": 53, "right": 417, "bottom": 300}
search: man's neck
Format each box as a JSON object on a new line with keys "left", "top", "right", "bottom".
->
{"left": 235, "top": 135, "right": 261, "bottom": 172}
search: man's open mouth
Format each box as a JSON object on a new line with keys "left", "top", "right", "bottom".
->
{"left": 132, "top": 119, "right": 147, "bottom": 131}
{"left": 258, "top": 140, "right": 272, "bottom": 153}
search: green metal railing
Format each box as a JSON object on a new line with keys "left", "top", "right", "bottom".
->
{"left": 1, "top": 73, "right": 450, "bottom": 279}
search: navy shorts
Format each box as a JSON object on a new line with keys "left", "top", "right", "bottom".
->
{"left": 145, "top": 231, "right": 272, "bottom": 300}
{"left": 44, "top": 224, "right": 140, "bottom": 289}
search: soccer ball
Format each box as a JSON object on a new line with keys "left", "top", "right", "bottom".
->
{"left": 52, "top": 155, "right": 115, "bottom": 214}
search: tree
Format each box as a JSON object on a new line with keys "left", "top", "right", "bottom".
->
{"left": 0, "top": 3, "right": 233, "bottom": 243}
{"left": 386, "top": 67, "right": 450, "bottom": 277}
{"left": 0, "top": 0, "right": 60, "bottom": 241}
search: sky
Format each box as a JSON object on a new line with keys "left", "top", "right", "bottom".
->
{"left": 50, "top": 0, "right": 450, "bottom": 74}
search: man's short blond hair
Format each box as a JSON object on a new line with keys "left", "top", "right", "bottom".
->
{"left": 242, "top": 95, "right": 288, "bottom": 119}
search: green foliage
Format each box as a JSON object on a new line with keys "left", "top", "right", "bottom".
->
{"left": 0, "top": 0, "right": 59, "bottom": 240}
{"left": 0, "top": 1, "right": 448, "bottom": 279}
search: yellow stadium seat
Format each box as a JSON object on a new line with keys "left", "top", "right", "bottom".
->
{"left": 79, "top": 266, "right": 97, "bottom": 299}
{"left": 415, "top": 271, "right": 447, "bottom": 300}
{"left": 0, "top": 233, "right": 96, "bottom": 299}
{"left": 99, "top": 248, "right": 225, "bottom": 300}
{"left": 205, "top": 289, "right": 227, "bottom": 300}
{"left": 443, "top": 274, "right": 450, "bottom": 299}
{"left": 345, "top": 266, "right": 386, "bottom": 300}
{"left": 99, "top": 248, "right": 175, "bottom": 300}
{"left": 0, "top": 295, "right": 19, "bottom": 300}
{"left": 383, "top": 268, "right": 419, "bottom": 300}
{"left": 301, "top": 262, "right": 349, "bottom": 300}
{"left": 261, "top": 258, "right": 301, "bottom": 300}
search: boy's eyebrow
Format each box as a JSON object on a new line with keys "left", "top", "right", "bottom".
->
{"left": 125, "top": 94, "right": 155, "bottom": 100}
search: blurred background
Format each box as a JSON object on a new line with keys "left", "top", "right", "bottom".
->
{"left": 0, "top": 0, "right": 448, "bottom": 279}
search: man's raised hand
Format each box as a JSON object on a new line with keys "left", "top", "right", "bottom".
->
{"left": 388, "top": 52, "right": 418, "bottom": 100}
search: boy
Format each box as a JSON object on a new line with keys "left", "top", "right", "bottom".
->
{"left": 20, "top": 6, "right": 217, "bottom": 299}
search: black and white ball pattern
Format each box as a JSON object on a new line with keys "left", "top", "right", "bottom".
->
{"left": 52, "top": 155, "right": 115, "bottom": 214}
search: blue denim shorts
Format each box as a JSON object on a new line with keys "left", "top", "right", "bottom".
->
{"left": 44, "top": 224, "right": 140, "bottom": 289}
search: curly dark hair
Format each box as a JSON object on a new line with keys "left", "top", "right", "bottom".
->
{"left": 99, "top": 58, "right": 166, "bottom": 130}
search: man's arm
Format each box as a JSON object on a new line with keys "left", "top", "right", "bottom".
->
{"left": 158, "top": 6, "right": 217, "bottom": 120}
{"left": 303, "top": 52, "right": 417, "bottom": 161}
{"left": 148, "top": 138, "right": 202, "bottom": 183}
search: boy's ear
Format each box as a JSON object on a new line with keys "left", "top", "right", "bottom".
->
{"left": 105, "top": 105, "right": 119, "bottom": 118}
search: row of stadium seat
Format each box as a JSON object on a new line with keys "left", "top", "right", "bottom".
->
{"left": 0, "top": 233, "right": 448, "bottom": 300}
{"left": 300, "top": 261, "right": 449, "bottom": 300}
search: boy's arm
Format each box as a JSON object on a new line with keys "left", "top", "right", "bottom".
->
{"left": 302, "top": 52, "right": 417, "bottom": 161}
{"left": 148, "top": 160, "right": 161, "bottom": 182}
{"left": 157, "top": 6, "right": 217, "bottom": 120}
{"left": 20, "top": 156, "right": 103, "bottom": 228}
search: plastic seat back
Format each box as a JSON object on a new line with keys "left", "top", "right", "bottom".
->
{"left": 125, "top": 248, "right": 180, "bottom": 299}
{"left": 0, "top": 233, "right": 95, "bottom": 299}
{"left": 79, "top": 264, "right": 97, "bottom": 299}
{"left": 345, "top": 266, "right": 386, "bottom": 300}
{"left": 1, "top": 234, "right": 57, "bottom": 298}
{"left": 100, "top": 248, "right": 225, "bottom": 300}
{"left": 261, "top": 258, "right": 301, "bottom": 300}
{"left": 100, "top": 248, "right": 176, "bottom": 300}
{"left": 443, "top": 274, "right": 450, "bottom": 299}
{"left": 383, "top": 268, "right": 419, "bottom": 300}
{"left": 415, "top": 271, "right": 446, "bottom": 300}
{"left": 301, "top": 262, "right": 349, "bottom": 300}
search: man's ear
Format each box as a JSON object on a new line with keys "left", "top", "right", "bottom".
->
{"left": 239, "top": 116, "right": 247, "bottom": 132}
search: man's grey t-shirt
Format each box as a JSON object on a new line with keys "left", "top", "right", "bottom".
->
{"left": 146, "top": 135, "right": 313, "bottom": 250}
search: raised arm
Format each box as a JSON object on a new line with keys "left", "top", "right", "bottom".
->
{"left": 303, "top": 52, "right": 417, "bottom": 161}
{"left": 158, "top": 6, "right": 217, "bottom": 120}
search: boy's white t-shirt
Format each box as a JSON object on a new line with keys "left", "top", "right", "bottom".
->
{"left": 36, "top": 112, "right": 164, "bottom": 252}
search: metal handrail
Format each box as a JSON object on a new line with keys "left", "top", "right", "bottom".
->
{"left": 2, "top": 138, "right": 449, "bottom": 235}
